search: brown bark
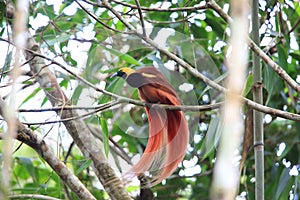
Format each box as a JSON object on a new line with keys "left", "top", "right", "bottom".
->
{"left": 5, "top": 4, "right": 132, "bottom": 200}
{"left": 23, "top": 37, "right": 131, "bottom": 200}
{"left": 0, "top": 98, "right": 96, "bottom": 200}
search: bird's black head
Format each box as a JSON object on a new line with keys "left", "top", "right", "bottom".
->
{"left": 111, "top": 67, "right": 135, "bottom": 79}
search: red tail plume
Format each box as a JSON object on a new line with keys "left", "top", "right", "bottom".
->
{"left": 122, "top": 67, "right": 189, "bottom": 186}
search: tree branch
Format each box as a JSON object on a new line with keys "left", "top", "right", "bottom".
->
{"left": 134, "top": 0, "right": 146, "bottom": 37}
{"left": 5, "top": 4, "right": 132, "bottom": 200}
{"left": 0, "top": 98, "right": 97, "bottom": 200}
{"left": 26, "top": 37, "right": 131, "bottom": 200}
{"left": 1, "top": 32, "right": 300, "bottom": 123}
{"left": 10, "top": 194, "right": 62, "bottom": 200}
{"left": 21, "top": 100, "right": 120, "bottom": 125}
{"left": 208, "top": 0, "right": 300, "bottom": 94}
{"left": 83, "top": 0, "right": 208, "bottom": 12}
{"left": 100, "top": 0, "right": 300, "bottom": 122}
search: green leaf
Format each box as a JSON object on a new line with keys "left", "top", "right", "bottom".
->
{"left": 290, "top": 52, "right": 300, "bottom": 61}
{"left": 205, "top": 13, "right": 225, "bottom": 38}
{"left": 0, "top": 1, "right": 6, "bottom": 24}
{"left": 295, "top": 1, "right": 300, "bottom": 16}
{"left": 0, "top": 28, "right": 5, "bottom": 37}
{"left": 242, "top": 72, "right": 253, "bottom": 97}
{"left": 75, "top": 159, "right": 92, "bottom": 175}
{"left": 201, "top": 115, "right": 222, "bottom": 159}
{"left": 20, "top": 87, "right": 41, "bottom": 107}
{"left": 276, "top": 44, "right": 288, "bottom": 70}
{"left": 16, "top": 157, "right": 37, "bottom": 183}
{"left": 71, "top": 85, "right": 83, "bottom": 105}
{"left": 274, "top": 167, "right": 291, "bottom": 200}
{"left": 4, "top": 51, "right": 13, "bottom": 70}
{"left": 191, "top": 23, "right": 207, "bottom": 39}
{"left": 100, "top": 117, "right": 109, "bottom": 158}
{"left": 264, "top": 62, "right": 276, "bottom": 105}
{"left": 99, "top": 45, "right": 141, "bottom": 65}
{"left": 41, "top": 34, "right": 70, "bottom": 48}
{"left": 59, "top": 79, "right": 69, "bottom": 89}
{"left": 65, "top": 52, "right": 78, "bottom": 67}
{"left": 41, "top": 96, "right": 49, "bottom": 107}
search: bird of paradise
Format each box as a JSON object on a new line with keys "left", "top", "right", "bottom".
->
{"left": 112, "top": 66, "right": 189, "bottom": 186}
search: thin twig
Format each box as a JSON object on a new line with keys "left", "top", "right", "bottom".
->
{"left": 21, "top": 100, "right": 120, "bottom": 125}
{"left": 17, "top": 102, "right": 120, "bottom": 112}
{"left": 145, "top": 14, "right": 195, "bottom": 24}
{"left": 0, "top": 56, "right": 35, "bottom": 76}
{"left": 287, "top": 18, "right": 300, "bottom": 34}
{"left": 0, "top": 98, "right": 97, "bottom": 200}
{"left": 208, "top": 0, "right": 300, "bottom": 94}
{"left": 101, "top": 0, "right": 300, "bottom": 122}
{"left": 17, "top": 101, "right": 222, "bottom": 113}
{"left": 83, "top": 0, "right": 208, "bottom": 12}
{"left": 75, "top": 0, "right": 133, "bottom": 34}
{"left": 1, "top": 35, "right": 300, "bottom": 122}
{"left": 88, "top": 125, "right": 133, "bottom": 165}
{"left": 134, "top": 0, "right": 146, "bottom": 37}
{"left": 9, "top": 194, "right": 62, "bottom": 200}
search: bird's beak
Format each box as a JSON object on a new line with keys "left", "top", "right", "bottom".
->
{"left": 110, "top": 72, "right": 119, "bottom": 78}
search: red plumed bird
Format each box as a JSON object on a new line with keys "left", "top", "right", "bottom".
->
{"left": 112, "top": 66, "right": 189, "bottom": 186}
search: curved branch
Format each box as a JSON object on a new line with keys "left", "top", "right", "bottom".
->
{"left": 134, "top": 0, "right": 146, "bottom": 37}
{"left": 23, "top": 36, "right": 131, "bottom": 198}
{"left": 207, "top": 0, "right": 300, "bottom": 94}
{"left": 75, "top": 0, "right": 132, "bottom": 34}
{"left": 4, "top": 4, "right": 132, "bottom": 198}
{"left": 17, "top": 101, "right": 223, "bottom": 113}
{"left": 1, "top": 35, "right": 299, "bottom": 122}
{"left": 101, "top": 0, "right": 300, "bottom": 122}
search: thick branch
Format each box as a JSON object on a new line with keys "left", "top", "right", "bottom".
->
{"left": 5, "top": 5, "right": 132, "bottom": 200}
{"left": 24, "top": 37, "right": 131, "bottom": 200}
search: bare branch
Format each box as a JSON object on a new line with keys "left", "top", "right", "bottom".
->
{"left": 10, "top": 194, "right": 62, "bottom": 200}
{"left": 21, "top": 100, "right": 120, "bottom": 125}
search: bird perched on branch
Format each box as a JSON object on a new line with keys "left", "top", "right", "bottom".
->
{"left": 112, "top": 66, "right": 189, "bottom": 186}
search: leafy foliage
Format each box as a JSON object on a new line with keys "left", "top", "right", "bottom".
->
{"left": 0, "top": 0, "right": 299, "bottom": 199}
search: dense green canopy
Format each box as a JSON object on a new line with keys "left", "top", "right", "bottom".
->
{"left": 0, "top": 0, "right": 299, "bottom": 199}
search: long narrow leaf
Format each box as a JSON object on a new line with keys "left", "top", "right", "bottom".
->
{"left": 100, "top": 117, "right": 109, "bottom": 158}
